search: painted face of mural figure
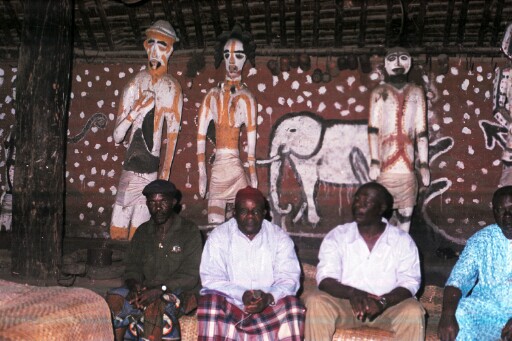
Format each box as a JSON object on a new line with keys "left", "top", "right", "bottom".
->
{"left": 385, "top": 48, "right": 411, "bottom": 77}
{"left": 144, "top": 33, "right": 174, "bottom": 76}
{"left": 234, "top": 198, "right": 266, "bottom": 239}
{"left": 351, "top": 186, "right": 386, "bottom": 226}
{"left": 146, "top": 193, "right": 176, "bottom": 225}
{"left": 493, "top": 193, "right": 512, "bottom": 239}
{"left": 224, "top": 38, "right": 246, "bottom": 79}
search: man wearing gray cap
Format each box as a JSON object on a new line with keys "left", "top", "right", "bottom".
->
{"left": 106, "top": 179, "right": 202, "bottom": 341}
{"left": 110, "top": 20, "right": 184, "bottom": 241}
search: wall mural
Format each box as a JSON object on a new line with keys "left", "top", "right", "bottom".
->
{"left": 258, "top": 111, "right": 369, "bottom": 229}
{"left": 0, "top": 53, "right": 506, "bottom": 246}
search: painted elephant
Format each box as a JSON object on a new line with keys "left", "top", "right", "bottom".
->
{"left": 259, "top": 111, "right": 370, "bottom": 225}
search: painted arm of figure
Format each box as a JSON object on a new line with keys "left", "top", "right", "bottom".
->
{"left": 244, "top": 92, "right": 258, "bottom": 188}
{"left": 492, "top": 67, "right": 512, "bottom": 126}
{"left": 197, "top": 93, "right": 214, "bottom": 198}
{"left": 368, "top": 89, "right": 382, "bottom": 180}
{"left": 113, "top": 83, "right": 155, "bottom": 144}
{"left": 160, "top": 82, "right": 183, "bottom": 180}
{"left": 415, "top": 87, "right": 430, "bottom": 186}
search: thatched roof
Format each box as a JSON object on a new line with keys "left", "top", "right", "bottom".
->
{"left": 1, "top": 0, "right": 511, "bottom": 61}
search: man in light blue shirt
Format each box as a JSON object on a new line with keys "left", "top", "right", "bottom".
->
{"left": 198, "top": 186, "right": 305, "bottom": 340}
{"left": 438, "top": 186, "right": 512, "bottom": 341}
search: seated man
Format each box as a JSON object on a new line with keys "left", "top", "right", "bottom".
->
{"left": 198, "top": 186, "right": 305, "bottom": 340}
{"left": 106, "top": 180, "right": 202, "bottom": 341}
{"left": 438, "top": 186, "right": 512, "bottom": 341}
{"left": 305, "top": 182, "right": 425, "bottom": 341}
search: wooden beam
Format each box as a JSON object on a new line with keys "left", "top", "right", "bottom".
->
{"left": 191, "top": 0, "right": 204, "bottom": 47}
{"left": 146, "top": 0, "right": 155, "bottom": 24}
{"left": 279, "top": 0, "right": 287, "bottom": 47}
{"left": 313, "top": 0, "right": 320, "bottom": 47}
{"left": 0, "top": 1, "right": 15, "bottom": 46}
{"left": 210, "top": 0, "right": 223, "bottom": 37}
{"left": 477, "top": 0, "right": 492, "bottom": 46}
{"left": 384, "top": 0, "right": 393, "bottom": 47}
{"left": 161, "top": 0, "right": 174, "bottom": 27}
{"left": 415, "top": 0, "right": 427, "bottom": 46}
{"left": 12, "top": 0, "right": 73, "bottom": 280}
{"left": 491, "top": 0, "right": 505, "bottom": 46}
{"left": 77, "top": 0, "right": 98, "bottom": 50}
{"left": 295, "top": 0, "right": 302, "bottom": 47}
{"left": 126, "top": 5, "right": 143, "bottom": 46}
{"left": 457, "top": 0, "right": 470, "bottom": 45}
{"left": 334, "top": 0, "right": 344, "bottom": 47}
{"left": 264, "top": 0, "right": 272, "bottom": 45}
{"left": 443, "top": 0, "right": 455, "bottom": 46}
{"left": 174, "top": 0, "right": 189, "bottom": 48}
{"left": 3, "top": 0, "right": 21, "bottom": 39}
{"left": 94, "top": 0, "right": 115, "bottom": 50}
{"left": 242, "top": 0, "right": 251, "bottom": 32}
{"left": 358, "top": 0, "right": 368, "bottom": 47}
{"left": 226, "top": 0, "right": 235, "bottom": 30}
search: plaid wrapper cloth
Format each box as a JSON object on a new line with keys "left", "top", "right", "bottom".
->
{"left": 197, "top": 293, "right": 305, "bottom": 340}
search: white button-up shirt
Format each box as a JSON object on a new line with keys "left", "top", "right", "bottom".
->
{"left": 316, "top": 220, "right": 421, "bottom": 296}
{"left": 200, "top": 218, "right": 301, "bottom": 309}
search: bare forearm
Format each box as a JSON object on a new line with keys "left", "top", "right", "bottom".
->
{"left": 441, "top": 286, "right": 462, "bottom": 316}
{"left": 319, "top": 278, "right": 365, "bottom": 299}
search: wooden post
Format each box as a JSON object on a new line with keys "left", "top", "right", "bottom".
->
{"left": 11, "top": 0, "right": 73, "bottom": 280}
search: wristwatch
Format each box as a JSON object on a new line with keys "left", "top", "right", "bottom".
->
{"left": 378, "top": 296, "right": 388, "bottom": 309}
{"left": 161, "top": 284, "right": 167, "bottom": 293}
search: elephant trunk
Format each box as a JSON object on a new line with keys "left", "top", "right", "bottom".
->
{"left": 269, "top": 141, "right": 292, "bottom": 216}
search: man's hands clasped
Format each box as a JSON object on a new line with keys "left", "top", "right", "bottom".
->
{"left": 350, "top": 289, "right": 386, "bottom": 322}
{"left": 242, "top": 290, "right": 274, "bottom": 314}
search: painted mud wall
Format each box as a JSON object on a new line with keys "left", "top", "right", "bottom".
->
{"left": 0, "top": 55, "right": 508, "bottom": 247}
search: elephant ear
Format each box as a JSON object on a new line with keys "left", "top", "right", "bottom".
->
{"left": 287, "top": 115, "right": 323, "bottom": 158}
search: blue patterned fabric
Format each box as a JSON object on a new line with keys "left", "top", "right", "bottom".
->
{"left": 446, "top": 224, "right": 512, "bottom": 341}
{"left": 108, "top": 287, "right": 184, "bottom": 341}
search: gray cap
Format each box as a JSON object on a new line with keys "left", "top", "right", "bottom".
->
{"left": 142, "top": 179, "right": 177, "bottom": 197}
{"left": 146, "top": 20, "right": 179, "bottom": 42}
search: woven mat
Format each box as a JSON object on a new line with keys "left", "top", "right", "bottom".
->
{"left": 0, "top": 279, "right": 113, "bottom": 340}
{"left": 180, "top": 314, "right": 198, "bottom": 341}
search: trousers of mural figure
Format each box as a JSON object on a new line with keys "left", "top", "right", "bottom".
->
{"left": 493, "top": 23, "right": 512, "bottom": 187}
{"left": 110, "top": 21, "right": 183, "bottom": 240}
{"left": 368, "top": 47, "right": 430, "bottom": 233}
{"left": 197, "top": 24, "right": 258, "bottom": 224}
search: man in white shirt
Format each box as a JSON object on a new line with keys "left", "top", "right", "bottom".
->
{"left": 304, "top": 182, "right": 424, "bottom": 340}
{"left": 198, "top": 186, "right": 305, "bottom": 340}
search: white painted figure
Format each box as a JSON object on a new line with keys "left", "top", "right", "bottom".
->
{"left": 0, "top": 130, "right": 14, "bottom": 232}
{"left": 493, "top": 23, "right": 512, "bottom": 186}
{"left": 368, "top": 47, "right": 430, "bottom": 233}
{"left": 110, "top": 20, "right": 183, "bottom": 240}
{"left": 197, "top": 24, "right": 258, "bottom": 224}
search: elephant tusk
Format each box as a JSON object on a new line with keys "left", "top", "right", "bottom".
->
{"left": 275, "top": 203, "right": 292, "bottom": 215}
{"left": 256, "top": 154, "right": 282, "bottom": 165}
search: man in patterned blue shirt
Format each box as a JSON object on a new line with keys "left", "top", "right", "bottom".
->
{"left": 439, "top": 186, "right": 512, "bottom": 341}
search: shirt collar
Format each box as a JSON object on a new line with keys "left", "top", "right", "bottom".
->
{"left": 347, "top": 218, "right": 391, "bottom": 245}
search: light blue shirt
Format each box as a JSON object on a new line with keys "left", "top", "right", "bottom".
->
{"left": 200, "top": 218, "right": 301, "bottom": 309}
{"left": 446, "top": 224, "right": 512, "bottom": 340}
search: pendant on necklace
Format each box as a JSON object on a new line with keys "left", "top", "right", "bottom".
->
{"left": 158, "top": 242, "right": 164, "bottom": 249}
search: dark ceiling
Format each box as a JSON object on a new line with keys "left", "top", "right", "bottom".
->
{"left": 1, "top": 0, "right": 512, "bottom": 61}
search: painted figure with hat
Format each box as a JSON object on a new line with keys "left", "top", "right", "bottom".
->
{"left": 106, "top": 179, "right": 202, "bottom": 341}
{"left": 110, "top": 20, "right": 183, "bottom": 240}
{"left": 368, "top": 47, "right": 430, "bottom": 233}
{"left": 198, "top": 186, "right": 305, "bottom": 340}
{"left": 493, "top": 23, "right": 512, "bottom": 186}
{"left": 196, "top": 24, "right": 258, "bottom": 224}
